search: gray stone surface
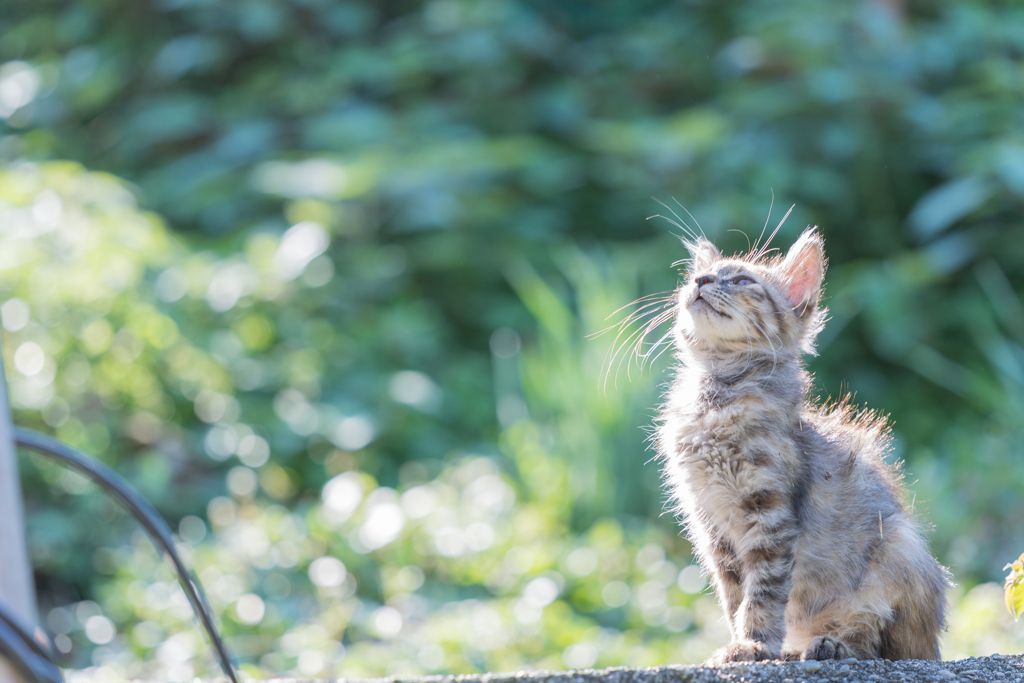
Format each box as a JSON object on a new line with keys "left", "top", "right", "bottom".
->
{"left": 265, "top": 655, "right": 1024, "bottom": 683}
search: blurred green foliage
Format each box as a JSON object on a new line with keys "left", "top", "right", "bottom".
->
{"left": 2, "top": 0, "right": 1024, "bottom": 678}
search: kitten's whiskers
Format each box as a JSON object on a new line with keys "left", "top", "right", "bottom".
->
{"left": 751, "top": 203, "right": 795, "bottom": 263}
{"left": 598, "top": 294, "right": 676, "bottom": 392}
{"left": 751, "top": 189, "right": 775, "bottom": 257}
{"left": 671, "top": 198, "right": 708, "bottom": 240}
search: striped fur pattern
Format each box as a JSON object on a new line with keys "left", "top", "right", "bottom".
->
{"left": 657, "top": 228, "right": 949, "bottom": 663}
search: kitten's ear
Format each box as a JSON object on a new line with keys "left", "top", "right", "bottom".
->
{"left": 686, "top": 238, "right": 722, "bottom": 273}
{"left": 780, "top": 227, "right": 826, "bottom": 315}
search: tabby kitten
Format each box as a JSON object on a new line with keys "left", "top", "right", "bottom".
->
{"left": 656, "top": 228, "right": 949, "bottom": 663}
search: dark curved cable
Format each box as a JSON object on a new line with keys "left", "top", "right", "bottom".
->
{"left": 13, "top": 428, "right": 239, "bottom": 683}
{"left": 0, "top": 598, "right": 54, "bottom": 664}
{"left": 0, "top": 601, "right": 62, "bottom": 683}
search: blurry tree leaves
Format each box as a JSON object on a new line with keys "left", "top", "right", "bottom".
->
{"left": 2, "top": 0, "right": 1024, "bottom": 676}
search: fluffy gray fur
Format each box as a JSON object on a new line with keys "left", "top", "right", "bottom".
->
{"left": 656, "top": 228, "right": 949, "bottom": 663}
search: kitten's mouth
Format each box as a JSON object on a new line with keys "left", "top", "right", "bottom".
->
{"left": 691, "top": 294, "right": 730, "bottom": 318}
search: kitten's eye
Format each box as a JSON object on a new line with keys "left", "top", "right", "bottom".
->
{"left": 733, "top": 277, "right": 754, "bottom": 285}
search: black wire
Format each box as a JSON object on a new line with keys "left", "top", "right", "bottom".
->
{"left": 14, "top": 428, "right": 239, "bottom": 683}
{"left": 0, "top": 599, "right": 54, "bottom": 664}
{"left": 0, "top": 601, "right": 62, "bottom": 683}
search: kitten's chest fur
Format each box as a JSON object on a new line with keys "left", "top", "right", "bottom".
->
{"left": 663, "top": 367, "right": 805, "bottom": 541}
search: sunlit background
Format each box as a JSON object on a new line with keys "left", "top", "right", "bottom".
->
{"left": 1, "top": 0, "right": 1024, "bottom": 680}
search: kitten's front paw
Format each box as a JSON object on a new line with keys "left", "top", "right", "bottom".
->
{"left": 801, "top": 636, "right": 854, "bottom": 661}
{"left": 706, "top": 640, "right": 780, "bottom": 665}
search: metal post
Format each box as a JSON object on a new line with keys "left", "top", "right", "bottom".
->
{"left": 0, "top": 340, "right": 36, "bottom": 683}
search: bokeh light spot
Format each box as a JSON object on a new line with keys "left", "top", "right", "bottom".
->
{"left": 321, "top": 472, "right": 363, "bottom": 524}
{"left": 84, "top": 615, "right": 115, "bottom": 645}
{"left": 226, "top": 466, "right": 258, "bottom": 498}
{"left": 330, "top": 415, "right": 375, "bottom": 450}
{"left": 1, "top": 297, "right": 29, "bottom": 331}
{"left": 601, "top": 581, "right": 630, "bottom": 608}
{"left": 308, "top": 556, "right": 346, "bottom": 588}
{"left": 235, "top": 594, "right": 265, "bottom": 625}
{"left": 14, "top": 341, "right": 44, "bottom": 376}
{"left": 372, "top": 606, "right": 403, "bottom": 638}
{"left": 677, "top": 564, "right": 708, "bottom": 594}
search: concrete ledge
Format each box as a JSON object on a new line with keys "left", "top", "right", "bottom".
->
{"left": 266, "top": 654, "right": 1024, "bottom": 683}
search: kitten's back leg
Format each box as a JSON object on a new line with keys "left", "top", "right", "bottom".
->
{"left": 791, "top": 522, "right": 946, "bottom": 661}
{"left": 878, "top": 528, "right": 947, "bottom": 660}
{"left": 817, "top": 528, "right": 947, "bottom": 661}
{"left": 878, "top": 575, "right": 946, "bottom": 660}
{"left": 878, "top": 607, "right": 939, "bottom": 660}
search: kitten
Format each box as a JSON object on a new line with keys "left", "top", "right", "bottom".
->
{"left": 656, "top": 228, "right": 949, "bottom": 663}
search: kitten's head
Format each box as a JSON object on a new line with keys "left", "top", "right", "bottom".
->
{"left": 675, "top": 228, "right": 827, "bottom": 359}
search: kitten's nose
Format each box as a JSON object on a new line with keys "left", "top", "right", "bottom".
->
{"left": 695, "top": 275, "right": 715, "bottom": 287}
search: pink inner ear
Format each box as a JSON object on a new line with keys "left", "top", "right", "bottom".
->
{"left": 784, "top": 248, "right": 822, "bottom": 310}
